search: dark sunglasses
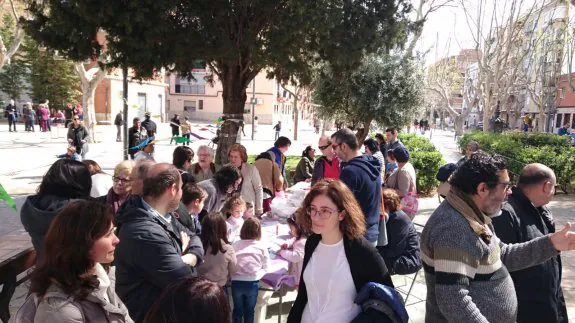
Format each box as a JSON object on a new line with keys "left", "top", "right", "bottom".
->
{"left": 318, "top": 142, "right": 331, "bottom": 150}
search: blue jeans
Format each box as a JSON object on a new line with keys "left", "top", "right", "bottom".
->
{"left": 232, "top": 280, "right": 259, "bottom": 323}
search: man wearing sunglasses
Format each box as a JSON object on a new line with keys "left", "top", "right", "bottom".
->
{"left": 311, "top": 135, "right": 340, "bottom": 186}
{"left": 492, "top": 164, "right": 567, "bottom": 323}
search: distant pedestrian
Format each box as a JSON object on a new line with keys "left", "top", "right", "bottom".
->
{"left": 5, "top": 99, "right": 17, "bottom": 132}
{"left": 128, "top": 117, "right": 148, "bottom": 159}
{"left": 181, "top": 116, "right": 192, "bottom": 146}
{"left": 170, "top": 114, "right": 181, "bottom": 145}
{"left": 38, "top": 104, "right": 50, "bottom": 132}
{"left": 67, "top": 116, "right": 89, "bottom": 159}
{"left": 141, "top": 111, "right": 157, "bottom": 138}
{"left": 64, "top": 103, "right": 74, "bottom": 127}
{"left": 115, "top": 111, "right": 123, "bottom": 142}
{"left": 273, "top": 121, "right": 281, "bottom": 140}
{"left": 239, "top": 119, "right": 246, "bottom": 136}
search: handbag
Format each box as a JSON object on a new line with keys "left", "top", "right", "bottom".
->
{"left": 394, "top": 168, "right": 419, "bottom": 216}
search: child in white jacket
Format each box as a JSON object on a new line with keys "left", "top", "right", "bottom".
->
{"left": 279, "top": 214, "right": 307, "bottom": 286}
{"left": 232, "top": 218, "right": 270, "bottom": 323}
{"left": 223, "top": 195, "right": 246, "bottom": 244}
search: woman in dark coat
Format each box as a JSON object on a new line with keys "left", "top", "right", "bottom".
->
{"left": 287, "top": 179, "right": 393, "bottom": 323}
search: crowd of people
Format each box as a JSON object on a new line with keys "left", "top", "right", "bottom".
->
{"left": 12, "top": 122, "right": 575, "bottom": 323}
{"left": 4, "top": 100, "right": 84, "bottom": 133}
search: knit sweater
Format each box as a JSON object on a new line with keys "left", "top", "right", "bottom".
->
{"left": 421, "top": 201, "right": 559, "bottom": 323}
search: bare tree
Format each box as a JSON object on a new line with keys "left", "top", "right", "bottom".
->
{"left": 73, "top": 62, "right": 107, "bottom": 142}
{"left": 461, "top": 0, "right": 551, "bottom": 131}
{"left": 0, "top": 0, "right": 24, "bottom": 71}
{"left": 405, "top": 0, "right": 457, "bottom": 58}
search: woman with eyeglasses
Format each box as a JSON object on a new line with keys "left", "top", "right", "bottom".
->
{"left": 67, "top": 115, "right": 89, "bottom": 160}
{"left": 287, "top": 179, "right": 393, "bottom": 323}
{"left": 311, "top": 136, "right": 340, "bottom": 186}
{"left": 101, "top": 160, "right": 136, "bottom": 213}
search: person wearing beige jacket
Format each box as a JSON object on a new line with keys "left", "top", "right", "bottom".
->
{"left": 227, "top": 144, "right": 264, "bottom": 215}
{"left": 253, "top": 151, "right": 284, "bottom": 213}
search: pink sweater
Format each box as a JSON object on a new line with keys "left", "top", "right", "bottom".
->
{"left": 232, "top": 239, "right": 270, "bottom": 281}
{"left": 279, "top": 237, "right": 306, "bottom": 285}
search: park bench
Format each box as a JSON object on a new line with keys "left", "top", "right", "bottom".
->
{"left": 0, "top": 233, "right": 36, "bottom": 323}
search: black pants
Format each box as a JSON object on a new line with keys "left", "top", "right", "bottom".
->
{"left": 183, "top": 133, "right": 190, "bottom": 146}
{"left": 8, "top": 117, "right": 16, "bottom": 131}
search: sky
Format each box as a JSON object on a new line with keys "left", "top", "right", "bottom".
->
{"left": 415, "top": 0, "right": 547, "bottom": 66}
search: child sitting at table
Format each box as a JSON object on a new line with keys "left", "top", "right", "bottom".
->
{"left": 197, "top": 212, "right": 237, "bottom": 288}
{"left": 175, "top": 183, "right": 207, "bottom": 235}
{"left": 232, "top": 218, "right": 270, "bottom": 323}
{"left": 243, "top": 202, "right": 254, "bottom": 219}
{"left": 222, "top": 195, "right": 246, "bottom": 243}
{"left": 279, "top": 214, "right": 308, "bottom": 286}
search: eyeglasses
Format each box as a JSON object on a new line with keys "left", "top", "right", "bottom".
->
{"left": 318, "top": 143, "right": 331, "bottom": 150}
{"left": 113, "top": 176, "right": 131, "bottom": 184}
{"left": 306, "top": 206, "right": 339, "bottom": 219}
{"left": 331, "top": 143, "right": 341, "bottom": 150}
{"left": 494, "top": 181, "right": 511, "bottom": 191}
{"left": 73, "top": 118, "right": 79, "bottom": 121}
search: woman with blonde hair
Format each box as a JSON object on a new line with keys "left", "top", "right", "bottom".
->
{"left": 287, "top": 179, "right": 393, "bottom": 323}
{"left": 227, "top": 143, "right": 263, "bottom": 216}
{"left": 100, "top": 160, "right": 135, "bottom": 213}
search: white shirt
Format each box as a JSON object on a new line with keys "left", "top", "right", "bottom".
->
{"left": 301, "top": 239, "right": 360, "bottom": 323}
{"left": 227, "top": 216, "right": 244, "bottom": 243}
{"left": 90, "top": 173, "right": 113, "bottom": 198}
{"left": 134, "top": 151, "right": 155, "bottom": 162}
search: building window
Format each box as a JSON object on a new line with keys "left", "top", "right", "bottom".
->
{"left": 137, "top": 93, "right": 147, "bottom": 111}
{"left": 184, "top": 100, "right": 196, "bottom": 112}
{"left": 556, "top": 114, "right": 563, "bottom": 128}
{"left": 175, "top": 72, "right": 206, "bottom": 94}
{"left": 564, "top": 114, "right": 572, "bottom": 128}
{"left": 198, "top": 100, "right": 204, "bottom": 110}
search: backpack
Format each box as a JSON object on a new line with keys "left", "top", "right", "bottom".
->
{"left": 11, "top": 292, "right": 85, "bottom": 323}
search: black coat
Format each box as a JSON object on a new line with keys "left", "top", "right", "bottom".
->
{"left": 287, "top": 234, "right": 394, "bottom": 323}
{"left": 492, "top": 187, "right": 568, "bottom": 323}
{"left": 67, "top": 125, "right": 88, "bottom": 148}
{"left": 141, "top": 118, "right": 157, "bottom": 137}
{"left": 128, "top": 126, "right": 147, "bottom": 151}
{"left": 377, "top": 210, "right": 421, "bottom": 275}
{"left": 115, "top": 196, "right": 204, "bottom": 323}
{"left": 114, "top": 113, "right": 123, "bottom": 126}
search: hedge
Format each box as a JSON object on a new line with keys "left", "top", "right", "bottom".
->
{"left": 457, "top": 132, "right": 575, "bottom": 192}
{"left": 398, "top": 133, "right": 445, "bottom": 195}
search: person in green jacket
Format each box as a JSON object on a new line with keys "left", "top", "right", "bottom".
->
{"left": 293, "top": 146, "right": 316, "bottom": 184}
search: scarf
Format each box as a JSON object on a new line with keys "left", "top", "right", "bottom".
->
{"left": 106, "top": 189, "right": 129, "bottom": 213}
{"left": 446, "top": 187, "right": 493, "bottom": 244}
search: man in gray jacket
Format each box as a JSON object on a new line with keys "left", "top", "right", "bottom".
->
{"left": 421, "top": 152, "right": 575, "bottom": 323}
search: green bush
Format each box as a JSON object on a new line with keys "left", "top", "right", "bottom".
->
{"left": 457, "top": 131, "right": 575, "bottom": 192}
{"left": 399, "top": 133, "right": 445, "bottom": 195}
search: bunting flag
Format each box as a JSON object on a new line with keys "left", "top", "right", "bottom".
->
{"left": 0, "top": 183, "right": 16, "bottom": 211}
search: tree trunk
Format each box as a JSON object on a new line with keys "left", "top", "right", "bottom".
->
{"left": 215, "top": 63, "right": 252, "bottom": 165}
{"left": 454, "top": 115, "right": 464, "bottom": 136}
{"left": 539, "top": 112, "right": 547, "bottom": 133}
{"left": 74, "top": 63, "right": 106, "bottom": 143}
{"left": 354, "top": 118, "right": 373, "bottom": 148}
{"left": 293, "top": 100, "right": 299, "bottom": 141}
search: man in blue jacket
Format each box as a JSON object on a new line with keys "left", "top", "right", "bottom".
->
{"left": 332, "top": 128, "right": 382, "bottom": 244}
{"left": 115, "top": 163, "right": 204, "bottom": 322}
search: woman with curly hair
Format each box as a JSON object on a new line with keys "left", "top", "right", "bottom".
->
{"left": 287, "top": 179, "right": 393, "bottom": 323}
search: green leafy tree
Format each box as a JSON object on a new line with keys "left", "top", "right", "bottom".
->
{"left": 23, "top": 0, "right": 412, "bottom": 163}
{"left": 314, "top": 54, "right": 422, "bottom": 144}
{"left": 0, "top": 13, "right": 26, "bottom": 101}
{"left": 24, "top": 38, "right": 81, "bottom": 109}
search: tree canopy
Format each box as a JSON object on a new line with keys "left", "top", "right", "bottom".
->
{"left": 313, "top": 54, "right": 422, "bottom": 142}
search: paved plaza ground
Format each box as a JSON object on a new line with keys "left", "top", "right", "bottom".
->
{"left": 1, "top": 121, "right": 574, "bottom": 322}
